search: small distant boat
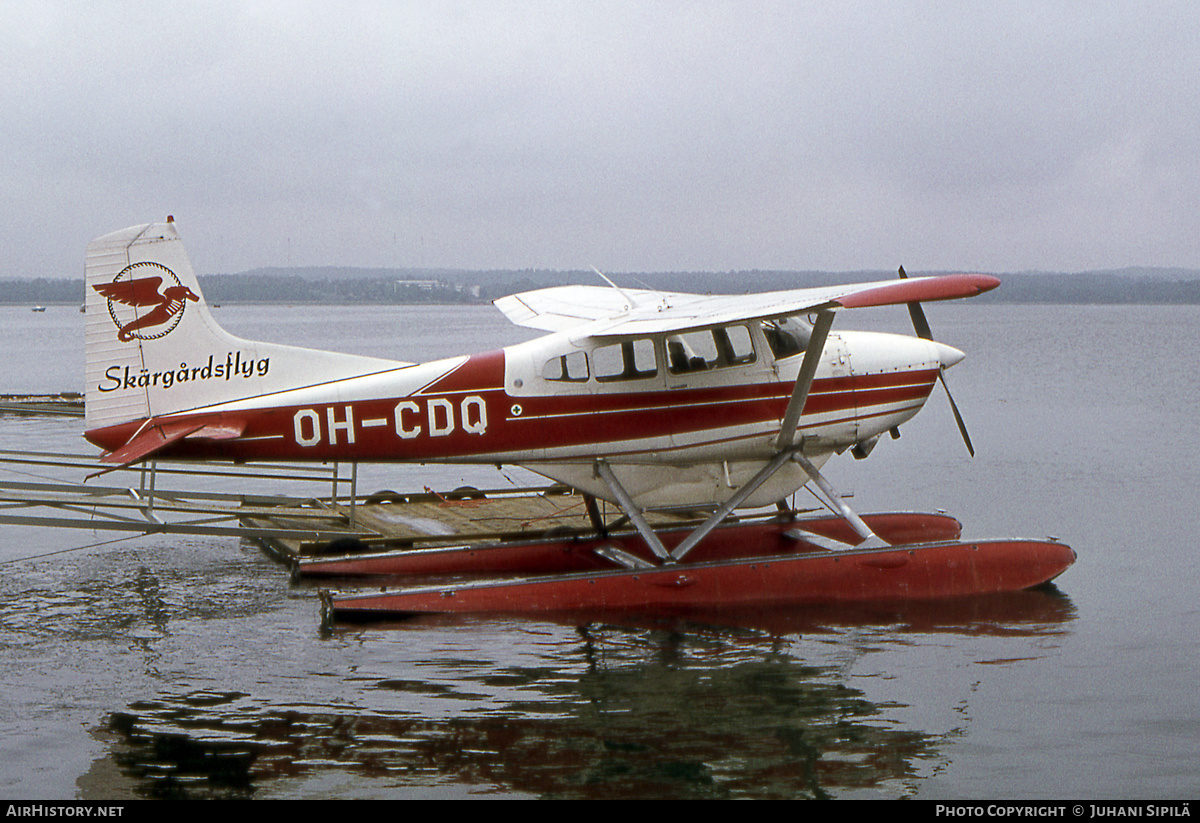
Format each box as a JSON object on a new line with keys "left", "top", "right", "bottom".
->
{"left": 31, "top": 306, "right": 46, "bottom": 313}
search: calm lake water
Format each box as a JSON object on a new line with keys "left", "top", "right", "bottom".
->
{"left": 1, "top": 300, "right": 1198, "bottom": 799}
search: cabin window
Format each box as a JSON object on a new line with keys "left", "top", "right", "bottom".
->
{"left": 542, "top": 351, "right": 589, "bottom": 382}
{"left": 761, "top": 317, "right": 812, "bottom": 360}
{"left": 593, "top": 338, "right": 658, "bottom": 382}
{"left": 667, "top": 325, "right": 756, "bottom": 374}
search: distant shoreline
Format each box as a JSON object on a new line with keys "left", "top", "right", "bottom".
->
{"left": 4, "top": 268, "right": 1200, "bottom": 305}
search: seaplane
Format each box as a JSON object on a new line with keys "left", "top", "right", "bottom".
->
{"left": 82, "top": 218, "right": 1074, "bottom": 619}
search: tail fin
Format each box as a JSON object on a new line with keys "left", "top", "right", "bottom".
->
{"left": 85, "top": 219, "right": 406, "bottom": 431}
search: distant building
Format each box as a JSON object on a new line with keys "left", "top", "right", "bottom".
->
{"left": 393, "top": 279, "right": 442, "bottom": 292}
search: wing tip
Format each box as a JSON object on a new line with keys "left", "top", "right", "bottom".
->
{"left": 836, "top": 274, "right": 1000, "bottom": 309}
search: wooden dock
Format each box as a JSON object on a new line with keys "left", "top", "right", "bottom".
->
{"left": 247, "top": 484, "right": 694, "bottom": 561}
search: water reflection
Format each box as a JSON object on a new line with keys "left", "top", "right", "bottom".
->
{"left": 625, "top": 586, "right": 1079, "bottom": 638}
{"left": 84, "top": 589, "right": 1075, "bottom": 800}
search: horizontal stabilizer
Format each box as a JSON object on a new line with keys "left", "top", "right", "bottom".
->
{"left": 99, "top": 416, "right": 248, "bottom": 466}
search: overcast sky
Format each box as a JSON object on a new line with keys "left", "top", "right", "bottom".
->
{"left": 5, "top": 2, "right": 1199, "bottom": 278}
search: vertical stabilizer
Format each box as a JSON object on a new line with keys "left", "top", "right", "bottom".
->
{"left": 84, "top": 220, "right": 406, "bottom": 431}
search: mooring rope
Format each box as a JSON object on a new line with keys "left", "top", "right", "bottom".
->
{"left": 0, "top": 532, "right": 145, "bottom": 566}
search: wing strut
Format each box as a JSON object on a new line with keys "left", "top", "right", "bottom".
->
{"left": 776, "top": 309, "right": 836, "bottom": 452}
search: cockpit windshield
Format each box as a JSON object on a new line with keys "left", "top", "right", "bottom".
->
{"left": 761, "top": 317, "right": 812, "bottom": 359}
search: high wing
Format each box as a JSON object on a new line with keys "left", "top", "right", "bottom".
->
{"left": 492, "top": 285, "right": 686, "bottom": 332}
{"left": 494, "top": 274, "right": 999, "bottom": 337}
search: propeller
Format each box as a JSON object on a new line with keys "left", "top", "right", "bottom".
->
{"left": 898, "top": 266, "right": 976, "bottom": 457}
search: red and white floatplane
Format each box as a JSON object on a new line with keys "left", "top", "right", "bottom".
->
{"left": 82, "top": 219, "right": 1074, "bottom": 621}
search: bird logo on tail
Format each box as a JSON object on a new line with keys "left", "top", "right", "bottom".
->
{"left": 93, "top": 262, "right": 199, "bottom": 341}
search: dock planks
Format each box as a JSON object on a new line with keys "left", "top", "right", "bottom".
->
{"left": 245, "top": 485, "right": 692, "bottom": 560}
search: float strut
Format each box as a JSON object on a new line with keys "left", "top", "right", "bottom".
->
{"left": 669, "top": 450, "right": 795, "bottom": 561}
{"left": 791, "top": 451, "right": 887, "bottom": 548}
{"left": 583, "top": 494, "right": 608, "bottom": 539}
{"left": 593, "top": 460, "right": 672, "bottom": 562}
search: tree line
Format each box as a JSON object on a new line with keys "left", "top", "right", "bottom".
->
{"left": 4, "top": 269, "right": 1200, "bottom": 305}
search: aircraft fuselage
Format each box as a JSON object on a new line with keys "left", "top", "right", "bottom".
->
{"left": 84, "top": 324, "right": 946, "bottom": 470}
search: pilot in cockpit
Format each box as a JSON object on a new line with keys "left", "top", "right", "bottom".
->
{"left": 667, "top": 337, "right": 706, "bottom": 373}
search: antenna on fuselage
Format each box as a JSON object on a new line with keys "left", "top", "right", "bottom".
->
{"left": 590, "top": 266, "right": 640, "bottom": 312}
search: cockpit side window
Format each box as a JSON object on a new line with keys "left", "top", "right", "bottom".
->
{"left": 667, "top": 325, "right": 756, "bottom": 374}
{"left": 593, "top": 338, "right": 658, "bottom": 382}
{"left": 761, "top": 317, "right": 812, "bottom": 360}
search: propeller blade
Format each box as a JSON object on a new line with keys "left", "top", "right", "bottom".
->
{"left": 898, "top": 266, "right": 934, "bottom": 340}
{"left": 938, "top": 368, "right": 975, "bottom": 457}
{"left": 899, "top": 266, "right": 975, "bottom": 456}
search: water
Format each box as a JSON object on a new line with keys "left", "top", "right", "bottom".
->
{"left": 1, "top": 301, "right": 1198, "bottom": 799}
